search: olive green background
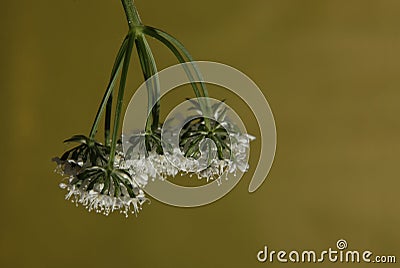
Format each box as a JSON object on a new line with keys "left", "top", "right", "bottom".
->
{"left": 1, "top": 0, "right": 399, "bottom": 267}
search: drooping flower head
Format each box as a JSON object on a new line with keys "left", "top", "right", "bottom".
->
{"left": 53, "top": 135, "right": 148, "bottom": 217}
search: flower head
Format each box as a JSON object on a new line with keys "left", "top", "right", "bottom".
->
{"left": 54, "top": 135, "right": 148, "bottom": 217}
{"left": 57, "top": 165, "right": 148, "bottom": 217}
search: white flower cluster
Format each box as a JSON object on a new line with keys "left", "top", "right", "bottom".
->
{"left": 122, "top": 132, "right": 255, "bottom": 184}
{"left": 59, "top": 180, "right": 147, "bottom": 218}
{"left": 53, "top": 129, "right": 254, "bottom": 217}
{"left": 53, "top": 156, "right": 148, "bottom": 217}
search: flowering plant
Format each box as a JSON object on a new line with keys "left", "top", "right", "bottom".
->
{"left": 53, "top": 0, "right": 254, "bottom": 217}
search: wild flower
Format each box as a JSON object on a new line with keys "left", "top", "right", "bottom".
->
{"left": 53, "top": 0, "right": 255, "bottom": 217}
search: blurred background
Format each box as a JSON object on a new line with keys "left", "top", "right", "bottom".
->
{"left": 1, "top": 0, "right": 399, "bottom": 267}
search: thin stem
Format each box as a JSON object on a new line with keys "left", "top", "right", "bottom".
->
{"left": 121, "top": 0, "right": 159, "bottom": 134}
{"left": 135, "top": 37, "right": 155, "bottom": 133}
{"left": 135, "top": 35, "right": 160, "bottom": 132}
{"left": 105, "top": 37, "right": 130, "bottom": 146}
{"left": 143, "top": 27, "right": 203, "bottom": 98}
{"left": 142, "top": 26, "right": 212, "bottom": 129}
{"left": 121, "top": 0, "right": 142, "bottom": 28}
{"left": 141, "top": 36, "right": 160, "bottom": 132}
{"left": 104, "top": 95, "right": 112, "bottom": 146}
{"left": 145, "top": 26, "right": 210, "bottom": 98}
{"left": 108, "top": 33, "right": 135, "bottom": 168}
{"left": 89, "top": 37, "right": 128, "bottom": 141}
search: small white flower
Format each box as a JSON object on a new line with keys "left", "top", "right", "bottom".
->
{"left": 123, "top": 128, "right": 255, "bottom": 184}
{"left": 61, "top": 177, "right": 148, "bottom": 218}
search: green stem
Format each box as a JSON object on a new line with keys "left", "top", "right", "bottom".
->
{"left": 89, "top": 0, "right": 141, "bottom": 144}
{"left": 89, "top": 37, "right": 128, "bottom": 141}
{"left": 135, "top": 38, "right": 154, "bottom": 133}
{"left": 135, "top": 35, "right": 160, "bottom": 133}
{"left": 122, "top": 0, "right": 159, "bottom": 134}
{"left": 142, "top": 36, "right": 160, "bottom": 132}
{"left": 108, "top": 33, "right": 135, "bottom": 168}
{"left": 105, "top": 37, "right": 130, "bottom": 145}
{"left": 121, "top": 0, "right": 142, "bottom": 27}
{"left": 142, "top": 26, "right": 212, "bottom": 129}
{"left": 145, "top": 26, "right": 210, "bottom": 98}
{"left": 104, "top": 95, "right": 112, "bottom": 146}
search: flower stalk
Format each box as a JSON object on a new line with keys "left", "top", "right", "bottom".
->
{"left": 121, "top": 0, "right": 142, "bottom": 27}
{"left": 89, "top": 36, "right": 128, "bottom": 141}
{"left": 53, "top": 0, "right": 255, "bottom": 217}
{"left": 108, "top": 32, "right": 135, "bottom": 168}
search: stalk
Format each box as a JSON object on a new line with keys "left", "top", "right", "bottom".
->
{"left": 142, "top": 26, "right": 212, "bottom": 129}
{"left": 121, "top": 0, "right": 141, "bottom": 26}
{"left": 89, "top": 37, "right": 128, "bottom": 141}
{"left": 122, "top": 0, "right": 159, "bottom": 133}
{"left": 108, "top": 33, "right": 135, "bottom": 168}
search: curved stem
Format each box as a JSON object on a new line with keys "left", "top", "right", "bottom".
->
{"left": 135, "top": 37, "right": 154, "bottom": 133}
{"left": 142, "top": 26, "right": 212, "bottom": 129}
{"left": 105, "top": 37, "right": 130, "bottom": 145}
{"left": 135, "top": 35, "right": 160, "bottom": 132}
{"left": 89, "top": 37, "right": 128, "bottom": 141}
{"left": 108, "top": 33, "right": 135, "bottom": 168}
{"left": 121, "top": 0, "right": 159, "bottom": 134}
{"left": 89, "top": 0, "right": 141, "bottom": 145}
{"left": 143, "top": 26, "right": 204, "bottom": 98}
{"left": 142, "top": 36, "right": 160, "bottom": 132}
{"left": 145, "top": 26, "right": 209, "bottom": 98}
